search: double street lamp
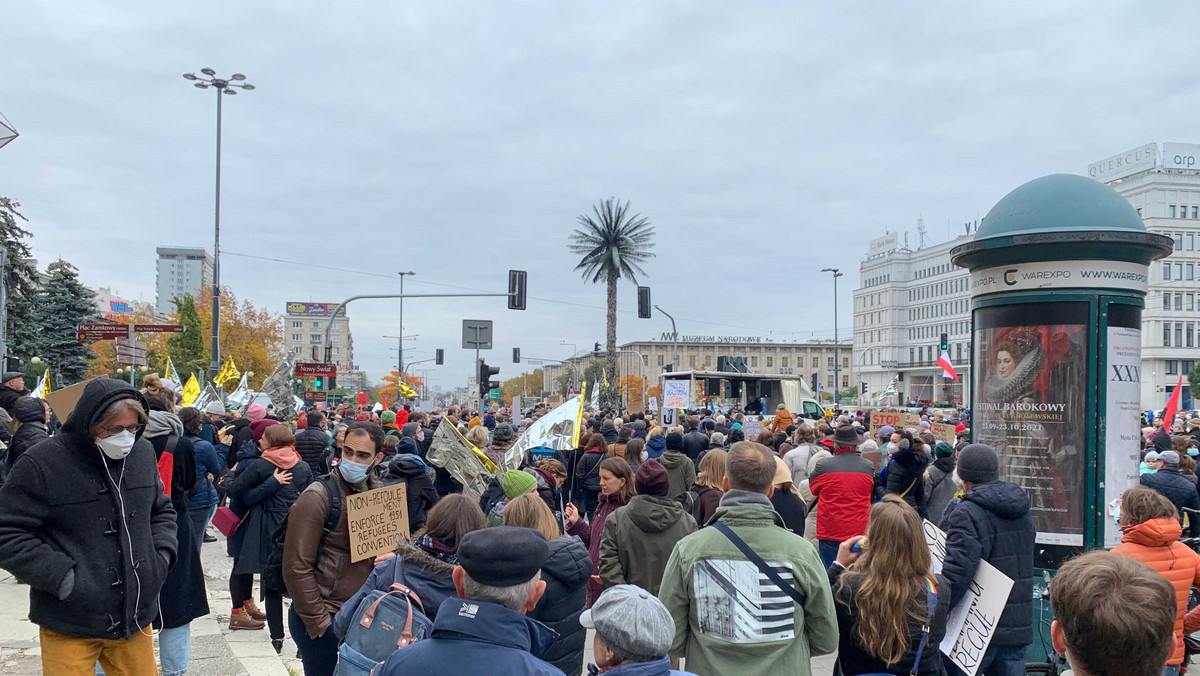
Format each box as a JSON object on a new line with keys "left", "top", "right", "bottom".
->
{"left": 821, "top": 267, "right": 844, "bottom": 406}
{"left": 182, "top": 68, "right": 255, "bottom": 387}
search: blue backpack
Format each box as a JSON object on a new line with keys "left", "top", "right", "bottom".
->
{"left": 334, "top": 561, "right": 433, "bottom": 675}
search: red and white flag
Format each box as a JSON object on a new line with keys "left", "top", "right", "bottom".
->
{"left": 1163, "top": 374, "right": 1184, "bottom": 432}
{"left": 937, "top": 350, "right": 958, "bottom": 381}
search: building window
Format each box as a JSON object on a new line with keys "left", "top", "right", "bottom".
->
{"left": 311, "top": 334, "right": 322, "bottom": 343}
{"left": 291, "top": 333, "right": 302, "bottom": 341}
{"left": 766, "top": 356, "right": 773, "bottom": 367}
{"left": 796, "top": 357, "right": 804, "bottom": 368}
{"left": 1171, "top": 205, "right": 1178, "bottom": 218}
{"left": 311, "top": 321, "right": 321, "bottom": 329}
{"left": 843, "top": 357, "right": 849, "bottom": 369}
{"left": 910, "top": 348, "right": 915, "bottom": 363}
{"left": 750, "top": 356, "right": 758, "bottom": 367}
{"left": 1177, "top": 263, "right": 1184, "bottom": 280}
{"left": 827, "top": 357, "right": 834, "bottom": 367}
{"left": 1167, "top": 360, "right": 1179, "bottom": 375}
{"left": 332, "top": 322, "right": 341, "bottom": 330}
{"left": 657, "top": 354, "right": 664, "bottom": 366}
{"left": 1165, "top": 323, "right": 1172, "bottom": 347}
{"left": 704, "top": 356, "right": 712, "bottom": 367}
{"left": 1176, "top": 233, "right": 1184, "bottom": 250}
{"left": 1190, "top": 234, "right": 1196, "bottom": 251}
{"left": 689, "top": 356, "right": 697, "bottom": 367}
{"left": 1177, "top": 293, "right": 1184, "bottom": 311}
{"left": 1185, "top": 360, "right": 1195, "bottom": 375}
{"left": 291, "top": 321, "right": 302, "bottom": 328}
{"left": 1189, "top": 293, "right": 1195, "bottom": 312}
{"left": 782, "top": 356, "right": 789, "bottom": 368}
{"left": 1165, "top": 293, "right": 1172, "bottom": 310}
{"left": 1191, "top": 264, "right": 1196, "bottom": 281}
{"left": 332, "top": 347, "right": 340, "bottom": 356}
{"left": 1189, "top": 324, "right": 1196, "bottom": 348}
{"left": 827, "top": 376, "right": 834, "bottom": 388}
{"left": 956, "top": 343, "right": 962, "bottom": 361}
{"left": 331, "top": 335, "right": 342, "bottom": 343}
{"left": 1165, "top": 262, "right": 1173, "bottom": 280}
{"left": 1194, "top": 206, "right": 1199, "bottom": 219}
{"left": 1176, "top": 322, "right": 1184, "bottom": 347}
{"left": 842, "top": 375, "right": 849, "bottom": 388}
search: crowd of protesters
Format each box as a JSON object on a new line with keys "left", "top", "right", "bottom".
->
{"left": 1, "top": 373, "right": 1200, "bottom": 676}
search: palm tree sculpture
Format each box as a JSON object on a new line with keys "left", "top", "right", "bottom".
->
{"left": 568, "top": 198, "right": 656, "bottom": 409}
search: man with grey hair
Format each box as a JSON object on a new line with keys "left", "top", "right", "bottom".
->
{"left": 376, "top": 526, "right": 564, "bottom": 676}
{"left": 658, "top": 441, "right": 836, "bottom": 675}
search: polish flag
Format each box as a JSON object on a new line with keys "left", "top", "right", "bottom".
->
{"left": 937, "top": 351, "right": 958, "bottom": 381}
{"left": 1163, "top": 374, "right": 1184, "bottom": 432}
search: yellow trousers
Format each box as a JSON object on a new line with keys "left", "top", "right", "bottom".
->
{"left": 39, "top": 625, "right": 157, "bottom": 676}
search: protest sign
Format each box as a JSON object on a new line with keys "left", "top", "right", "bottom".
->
{"left": 869, "top": 411, "right": 920, "bottom": 437}
{"left": 743, "top": 418, "right": 763, "bottom": 439}
{"left": 661, "top": 407, "right": 676, "bottom": 428}
{"left": 923, "top": 520, "right": 1014, "bottom": 676}
{"left": 663, "top": 380, "right": 690, "bottom": 409}
{"left": 929, "top": 422, "right": 957, "bottom": 444}
{"left": 647, "top": 396, "right": 659, "bottom": 411}
{"left": 346, "top": 484, "right": 409, "bottom": 562}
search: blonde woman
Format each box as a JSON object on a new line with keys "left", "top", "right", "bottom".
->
{"left": 503, "top": 494, "right": 589, "bottom": 676}
{"left": 645, "top": 425, "right": 667, "bottom": 460}
{"left": 684, "top": 449, "right": 726, "bottom": 525}
{"left": 831, "top": 495, "right": 950, "bottom": 675}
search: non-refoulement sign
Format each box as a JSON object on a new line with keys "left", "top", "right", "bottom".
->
{"left": 346, "top": 484, "right": 409, "bottom": 562}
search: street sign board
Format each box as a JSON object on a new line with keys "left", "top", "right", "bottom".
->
{"left": 462, "top": 320, "right": 493, "bottom": 350}
{"left": 134, "top": 324, "right": 185, "bottom": 333}
{"left": 489, "top": 388, "right": 501, "bottom": 400}
{"left": 115, "top": 338, "right": 147, "bottom": 359}
{"left": 77, "top": 323, "right": 129, "bottom": 341}
{"left": 304, "top": 390, "right": 328, "bottom": 402}
{"left": 295, "top": 362, "right": 337, "bottom": 377}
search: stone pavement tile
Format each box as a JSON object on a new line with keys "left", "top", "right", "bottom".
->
{"left": 237, "top": 655, "right": 293, "bottom": 675}
{"left": 190, "top": 635, "right": 234, "bottom": 660}
{"left": 228, "top": 639, "right": 281, "bottom": 659}
{"left": 188, "top": 654, "right": 251, "bottom": 676}
{"left": 192, "top": 617, "right": 223, "bottom": 637}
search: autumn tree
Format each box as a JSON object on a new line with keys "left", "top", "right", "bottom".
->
{"left": 168, "top": 294, "right": 207, "bottom": 379}
{"left": 86, "top": 303, "right": 171, "bottom": 379}
{"left": 36, "top": 259, "right": 96, "bottom": 385}
{"left": 193, "top": 286, "right": 284, "bottom": 390}
{"left": 0, "top": 198, "right": 42, "bottom": 359}
{"left": 500, "top": 369, "right": 543, "bottom": 406}
{"left": 378, "top": 370, "right": 424, "bottom": 402}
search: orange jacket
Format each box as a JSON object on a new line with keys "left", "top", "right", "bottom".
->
{"left": 770, "top": 409, "right": 795, "bottom": 433}
{"left": 1111, "top": 518, "right": 1200, "bottom": 665}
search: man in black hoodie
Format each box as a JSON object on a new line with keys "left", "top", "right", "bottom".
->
{"left": 294, "top": 411, "right": 333, "bottom": 476}
{"left": 940, "top": 443, "right": 1034, "bottom": 676}
{"left": 0, "top": 378, "right": 177, "bottom": 673}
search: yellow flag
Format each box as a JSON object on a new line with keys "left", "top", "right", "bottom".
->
{"left": 181, "top": 374, "right": 201, "bottom": 407}
{"left": 39, "top": 369, "right": 51, "bottom": 398}
{"left": 215, "top": 357, "right": 240, "bottom": 386}
{"left": 399, "top": 381, "right": 418, "bottom": 398}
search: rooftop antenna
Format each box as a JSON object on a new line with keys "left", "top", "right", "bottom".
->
{"left": 916, "top": 217, "right": 929, "bottom": 249}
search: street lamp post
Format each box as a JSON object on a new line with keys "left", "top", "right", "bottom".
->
{"left": 558, "top": 341, "right": 578, "bottom": 392}
{"left": 397, "top": 271, "right": 415, "bottom": 381}
{"left": 383, "top": 333, "right": 418, "bottom": 373}
{"left": 821, "top": 268, "right": 844, "bottom": 407}
{"left": 183, "top": 68, "right": 254, "bottom": 386}
{"left": 653, "top": 305, "right": 679, "bottom": 373}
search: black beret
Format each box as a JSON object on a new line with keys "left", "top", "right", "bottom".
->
{"left": 457, "top": 526, "right": 548, "bottom": 587}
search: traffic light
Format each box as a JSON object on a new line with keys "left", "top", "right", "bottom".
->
{"left": 593, "top": 342, "right": 601, "bottom": 357}
{"left": 508, "top": 270, "right": 527, "bottom": 310}
{"left": 811, "top": 372, "right": 818, "bottom": 389}
{"left": 637, "top": 286, "right": 652, "bottom": 319}
{"left": 314, "top": 376, "right": 323, "bottom": 389}
{"left": 939, "top": 333, "right": 949, "bottom": 352}
{"left": 328, "top": 375, "right": 336, "bottom": 390}
{"left": 478, "top": 359, "right": 500, "bottom": 398}
{"left": 513, "top": 347, "right": 521, "bottom": 363}
{"left": 435, "top": 348, "right": 444, "bottom": 366}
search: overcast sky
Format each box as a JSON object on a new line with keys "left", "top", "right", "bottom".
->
{"left": 3, "top": 1, "right": 1198, "bottom": 391}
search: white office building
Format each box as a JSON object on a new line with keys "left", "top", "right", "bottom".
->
{"left": 155, "top": 247, "right": 213, "bottom": 315}
{"left": 853, "top": 141, "right": 1200, "bottom": 411}
{"left": 853, "top": 232, "right": 974, "bottom": 407}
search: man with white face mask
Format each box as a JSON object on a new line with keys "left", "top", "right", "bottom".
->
{"left": 284, "top": 421, "right": 383, "bottom": 675}
{"left": 0, "top": 377, "right": 177, "bottom": 674}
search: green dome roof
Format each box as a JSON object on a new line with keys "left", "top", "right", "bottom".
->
{"left": 975, "top": 173, "right": 1147, "bottom": 241}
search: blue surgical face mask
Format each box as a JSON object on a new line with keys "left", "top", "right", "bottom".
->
{"left": 1189, "top": 449, "right": 1199, "bottom": 457}
{"left": 338, "top": 458, "right": 372, "bottom": 484}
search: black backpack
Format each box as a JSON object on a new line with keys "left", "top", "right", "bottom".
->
{"left": 264, "top": 474, "right": 342, "bottom": 598}
{"left": 676, "top": 486, "right": 710, "bottom": 526}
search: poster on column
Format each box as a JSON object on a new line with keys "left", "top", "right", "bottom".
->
{"left": 663, "top": 380, "right": 690, "bottom": 409}
{"left": 972, "top": 306, "right": 1089, "bottom": 546}
{"left": 1105, "top": 325, "right": 1143, "bottom": 548}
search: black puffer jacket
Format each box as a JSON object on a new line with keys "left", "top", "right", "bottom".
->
{"left": 924, "top": 455, "right": 958, "bottom": 525}
{"left": 380, "top": 454, "right": 439, "bottom": 534}
{"left": 939, "top": 480, "right": 1034, "bottom": 648}
{"left": 8, "top": 397, "right": 49, "bottom": 469}
{"left": 294, "top": 426, "right": 332, "bottom": 477}
{"left": 681, "top": 429, "right": 708, "bottom": 461}
{"left": 528, "top": 536, "right": 590, "bottom": 676}
{"left": 1141, "top": 468, "right": 1200, "bottom": 536}
{"left": 228, "top": 453, "right": 313, "bottom": 575}
{"left": 0, "top": 378, "right": 177, "bottom": 640}
{"left": 885, "top": 449, "right": 931, "bottom": 517}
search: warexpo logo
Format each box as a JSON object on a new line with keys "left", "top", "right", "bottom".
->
{"left": 1004, "top": 269, "right": 1019, "bottom": 286}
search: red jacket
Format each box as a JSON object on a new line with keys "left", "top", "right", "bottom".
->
{"left": 808, "top": 449, "right": 875, "bottom": 541}
{"left": 1112, "top": 518, "right": 1200, "bottom": 666}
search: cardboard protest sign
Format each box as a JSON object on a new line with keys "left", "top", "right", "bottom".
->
{"left": 663, "top": 380, "right": 690, "bottom": 409}
{"left": 660, "top": 407, "right": 676, "bottom": 428}
{"left": 869, "top": 411, "right": 921, "bottom": 438}
{"left": 44, "top": 381, "right": 88, "bottom": 423}
{"left": 647, "top": 396, "right": 658, "bottom": 411}
{"left": 743, "top": 418, "right": 763, "bottom": 439}
{"left": 346, "top": 484, "right": 409, "bottom": 562}
{"left": 923, "top": 520, "right": 1015, "bottom": 676}
{"left": 929, "top": 422, "right": 957, "bottom": 445}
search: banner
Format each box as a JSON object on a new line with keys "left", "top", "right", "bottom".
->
{"left": 31, "top": 369, "right": 50, "bottom": 399}
{"left": 973, "top": 315, "right": 1088, "bottom": 546}
{"left": 1105, "top": 326, "right": 1143, "bottom": 548}
{"left": 663, "top": 380, "right": 690, "bottom": 409}
{"left": 511, "top": 396, "right": 523, "bottom": 430}
{"left": 346, "top": 484, "right": 409, "bottom": 562}
{"left": 190, "top": 384, "right": 222, "bottom": 412}
{"left": 165, "top": 357, "right": 181, "bottom": 388}
{"left": 180, "top": 374, "right": 201, "bottom": 407}
{"left": 505, "top": 394, "right": 585, "bottom": 471}
{"left": 590, "top": 382, "right": 600, "bottom": 412}
{"left": 868, "top": 411, "right": 920, "bottom": 438}
{"left": 260, "top": 352, "right": 299, "bottom": 421}
{"left": 923, "top": 520, "right": 1015, "bottom": 676}
{"left": 426, "top": 416, "right": 498, "bottom": 498}
{"left": 647, "top": 396, "right": 659, "bottom": 411}
{"left": 226, "top": 373, "right": 252, "bottom": 408}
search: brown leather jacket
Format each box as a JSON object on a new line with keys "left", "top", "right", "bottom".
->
{"left": 282, "top": 472, "right": 380, "bottom": 638}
